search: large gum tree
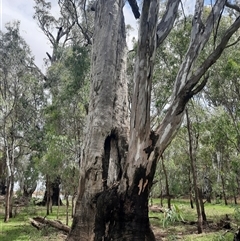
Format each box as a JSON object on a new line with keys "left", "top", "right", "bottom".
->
{"left": 67, "top": 0, "right": 240, "bottom": 240}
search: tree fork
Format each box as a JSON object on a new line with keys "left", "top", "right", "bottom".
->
{"left": 67, "top": 0, "right": 240, "bottom": 240}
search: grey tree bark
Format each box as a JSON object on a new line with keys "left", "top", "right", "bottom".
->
{"left": 67, "top": 0, "right": 240, "bottom": 240}
{"left": 186, "top": 108, "right": 203, "bottom": 233}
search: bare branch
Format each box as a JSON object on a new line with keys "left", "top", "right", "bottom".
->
{"left": 190, "top": 73, "right": 209, "bottom": 96}
{"left": 173, "top": 0, "right": 226, "bottom": 97}
{"left": 153, "top": 5, "right": 240, "bottom": 159}
{"left": 226, "top": 1, "right": 240, "bottom": 12}
{"left": 68, "top": 0, "right": 92, "bottom": 45}
{"left": 187, "top": 15, "right": 240, "bottom": 94}
{"left": 226, "top": 35, "right": 240, "bottom": 48}
{"left": 46, "top": 52, "right": 52, "bottom": 61}
{"left": 127, "top": 0, "right": 140, "bottom": 19}
{"left": 157, "top": 0, "right": 181, "bottom": 47}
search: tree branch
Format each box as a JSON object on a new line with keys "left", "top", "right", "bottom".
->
{"left": 186, "top": 15, "right": 240, "bottom": 95}
{"left": 156, "top": 0, "right": 180, "bottom": 47}
{"left": 190, "top": 73, "right": 209, "bottom": 96}
{"left": 226, "top": 1, "right": 240, "bottom": 12}
{"left": 226, "top": 35, "right": 240, "bottom": 48}
{"left": 153, "top": 7, "right": 240, "bottom": 161}
{"left": 173, "top": 0, "right": 226, "bottom": 97}
{"left": 127, "top": 0, "right": 140, "bottom": 19}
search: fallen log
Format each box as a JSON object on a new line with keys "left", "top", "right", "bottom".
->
{"left": 29, "top": 218, "right": 45, "bottom": 230}
{"left": 30, "top": 216, "right": 70, "bottom": 233}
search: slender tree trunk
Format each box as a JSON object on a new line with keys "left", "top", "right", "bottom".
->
{"left": 188, "top": 168, "right": 194, "bottom": 209}
{"left": 4, "top": 176, "right": 11, "bottom": 222}
{"left": 66, "top": 194, "right": 69, "bottom": 226}
{"left": 4, "top": 144, "right": 14, "bottom": 222}
{"left": 160, "top": 190, "right": 163, "bottom": 207}
{"left": 233, "top": 191, "right": 237, "bottom": 205}
{"left": 161, "top": 156, "right": 171, "bottom": 209}
{"left": 236, "top": 176, "right": 240, "bottom": 196}
{"left": 186, "top": 109, "right": 203, "bottom": 233}
{"left": 57, "top": 193, "right": 60, "bottom": 219}
{"left": 198, "top": 188, "right": 207, "bottom": 222}
{"left": 9, "top": 174, "right": 14, "bottom": 218}
{"left": 221, "top": 175, "right": 228, "bottom": 205}
{"left": 46, "top": 175, "right": 51, "bottom": 215}
{"left": 71, "top": 194, "right": 75, "bottom": 218}
{"left": 0, "top": 158, "right": 6, "bottom": 195}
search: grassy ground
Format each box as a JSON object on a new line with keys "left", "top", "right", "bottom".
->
{"left": 0, "top": 197, "right": 239, "bottom": 240}
{"left": 0, "top": 201, "right": 69, "bottom": 241}
{"left": 150, "top": 198, "right": 238, "bottom": 240}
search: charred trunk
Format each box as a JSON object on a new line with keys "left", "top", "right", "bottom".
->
{"left": 41, "top": 177, "right": 63, "bottom": 206}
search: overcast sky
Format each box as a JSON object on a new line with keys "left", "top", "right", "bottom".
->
{"left": 0, "top": 0, "right": 195, "bottom": 71}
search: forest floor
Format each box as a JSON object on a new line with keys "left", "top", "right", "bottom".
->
{"left": 0, "top": 197, "right": 239, "bottom": 240}
{"left": 150, "top": 198, "right": 238, "bottom": 240}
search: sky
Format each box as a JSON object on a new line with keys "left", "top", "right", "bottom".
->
{"left": 0, "top": 0, "right": 195, "bottom": 71}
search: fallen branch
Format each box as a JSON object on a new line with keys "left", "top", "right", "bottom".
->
{"left": 30, "top": 216, "right": 70, "bottom": 233}
{"left": 29, "top": 218, "right": 45, "bottom": 230}
{"left": 149, "top": 205, "right": 164, "bottom": 213}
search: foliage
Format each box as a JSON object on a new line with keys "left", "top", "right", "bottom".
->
{"left": 162, "top": 204, "right": 184, "bottom": 228}
{"left": 0, "top": 21, "right": 45, "bottom": 198}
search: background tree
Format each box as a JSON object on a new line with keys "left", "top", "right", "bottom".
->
{"left": 0, "top": 21, "right": 45, "bottom": 221}
{"left": 33, "top": 0, "right": 91, "bottom": 209}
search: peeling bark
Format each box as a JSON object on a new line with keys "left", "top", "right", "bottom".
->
{"left": 67, "top": 0, "right": 240, "bottom": 240}
{"left": 67, "top": 0, "right": 129, "bottom": 240}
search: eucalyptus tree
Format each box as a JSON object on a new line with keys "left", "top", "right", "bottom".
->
{"left": 203, "top": 14, "right": 240, "bottom": 202}
{"left": 0, "top": 21, "right": 45, "bottom": 221}
{"left": 201, "top": 109, "right": 238, "bottom": 205}
{"left": 33, "top": 0, "right": 91, "bottom": 208}
{"left": 66, "top": 0, "right": 240, "bottom": 240}
{"left": 38, "top": 45, "right": 90, "bottom": 210}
